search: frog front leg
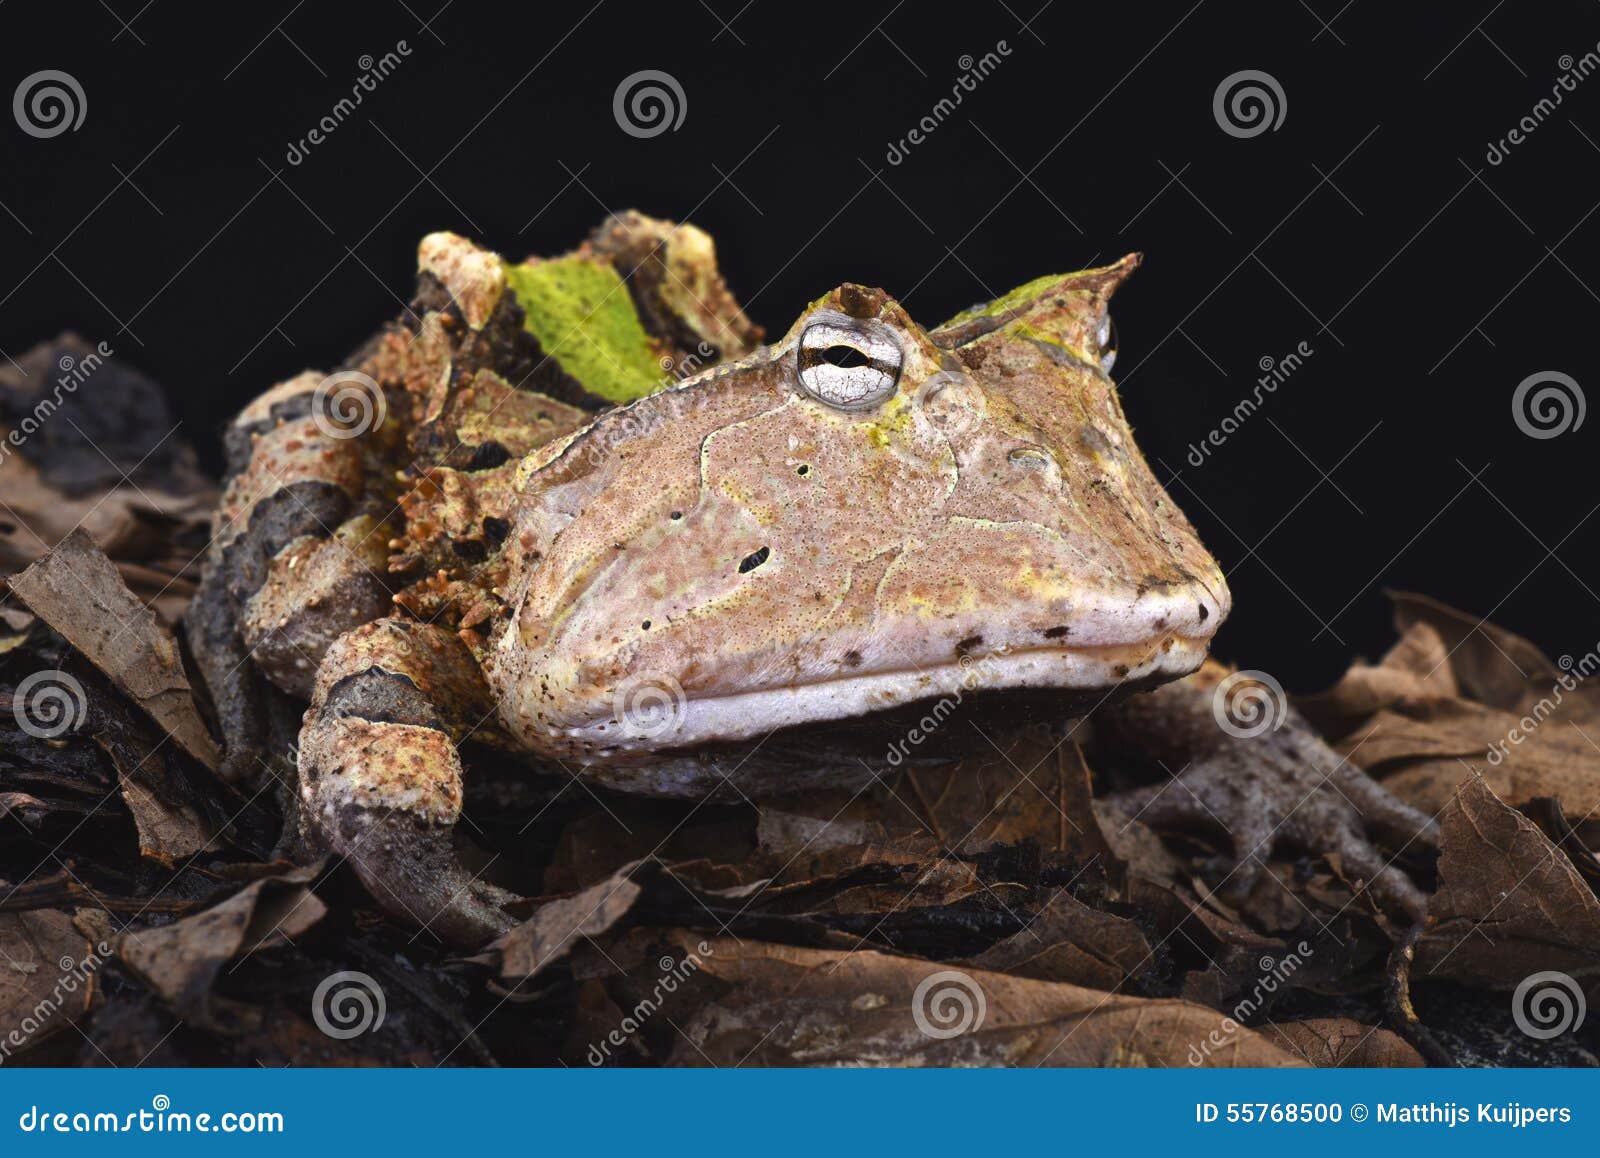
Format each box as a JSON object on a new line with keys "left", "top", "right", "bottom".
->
{"left": 1098, "top": 661, "right": 1438, "bottom": 921}
{"left": 298, "top": 617, "right": 517, "bottom": 944}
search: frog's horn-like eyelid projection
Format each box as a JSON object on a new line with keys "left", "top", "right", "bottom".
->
{"left": 929, "top": 253, "right": 1141, "bottom": 368}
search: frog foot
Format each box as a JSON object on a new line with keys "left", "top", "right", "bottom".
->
{"left": 298, "top": 617, "right": 518, "bottom": 945}
{"left": 1098, "top": 663, "right": 1438, "bottom": 922}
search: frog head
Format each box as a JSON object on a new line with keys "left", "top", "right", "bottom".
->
{"left": 490, "top": 256, "right": 1230, "bottom": 763}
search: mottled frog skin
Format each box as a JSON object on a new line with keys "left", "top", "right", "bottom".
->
{"left": 189, "top": 213, "right": 1250, "bottom": 942}
{"left": 493, "top": 264, "right": 1229, "bottom": 784}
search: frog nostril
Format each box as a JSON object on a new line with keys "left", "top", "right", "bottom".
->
{"left": 1008, "top": 447, "right": 1052, "bottom": 470}
{"left": 737, "top": 545, "right": 771, "bottom": 574}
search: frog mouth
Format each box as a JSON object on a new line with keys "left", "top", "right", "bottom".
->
{"left": 589, "top": 631, "right": 1213, "bottom": 759}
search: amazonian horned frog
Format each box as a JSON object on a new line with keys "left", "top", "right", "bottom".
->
{"left": 189, "top": 213, "right": 1431, "bottom": 943}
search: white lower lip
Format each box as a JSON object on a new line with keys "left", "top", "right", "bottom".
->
{"left": 579, "top": 635, "right": 1211, "bottom": 758}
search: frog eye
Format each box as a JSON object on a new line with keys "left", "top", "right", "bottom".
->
{"left": 797, "top": 317, "right": 902, "bottom": 409}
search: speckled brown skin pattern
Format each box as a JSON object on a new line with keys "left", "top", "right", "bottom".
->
{"left": 196, "top": 217, "right": 1427, "bottom": 944}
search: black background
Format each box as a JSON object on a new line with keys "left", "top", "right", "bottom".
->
{"left": 2, "top": 0, "right": 1597, "bottom": 692}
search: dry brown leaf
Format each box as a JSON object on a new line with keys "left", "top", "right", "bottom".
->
{"left": 653, "top": 931, "right": 1303, "bottom": 1067}
{"left": 118, "top": 862, "right": 326, "bottom": 1032}
{"left": 1392, "top": 591, "right": 1560, "bottom": 710}
{"left": 81, "top": 668, "right": 214, "bottom": 863}
{"left": 1260, "top": 1018, "right": 1425, "bottom": 1067}
{"left": 10, "top": 529, "right": 219, "bottom": 771}
{"left": 0, "top": 908, "right": 111, "bottom": 1061}
{"left": 1299, "top": 594, "right": 1600, "bottom": 822}
{"left": 1415, "top": 775, "right": 1600, "bottom": 987}
{"left": 963, "top": 887, "right": 1152, "bottom": 991}
{"left": 495, "top": 865, "right": 644, "bottom": 982}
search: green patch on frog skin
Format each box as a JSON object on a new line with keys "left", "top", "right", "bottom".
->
{"left": 504, "top": 256, "right": 664, "bottom": 403}
{"left": 938, "top": 270, "right": 1077, "bottom": 329}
